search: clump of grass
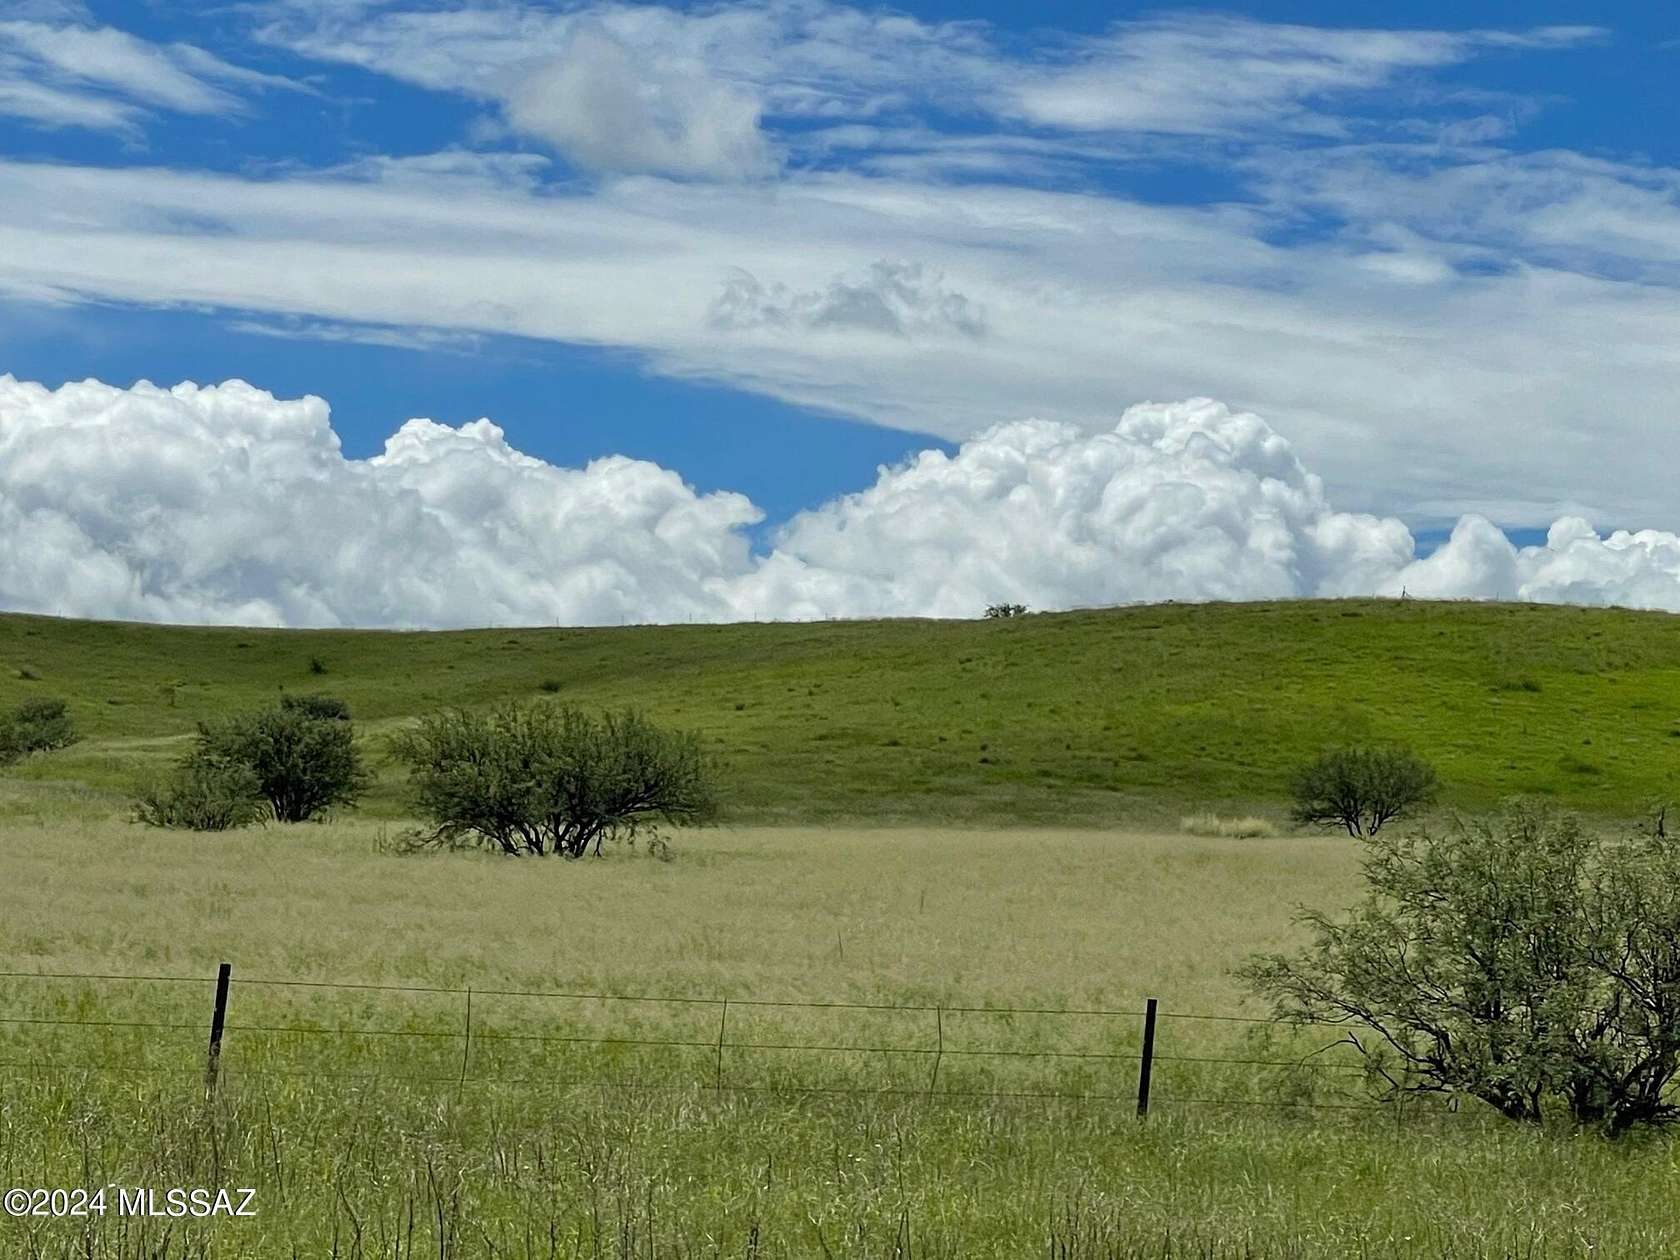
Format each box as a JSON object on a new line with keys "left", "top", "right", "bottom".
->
{"left": 1558, "top": 756, "right": 1602, "bottom": 777}
{"left": 308, "top": 655, "right": 328, "bottom": 675}
{"left": 1180, "top": 813, "right": 1280, "bottom": 839}
{"left": 538, "top": 678, "right": 563, "bottom": 693}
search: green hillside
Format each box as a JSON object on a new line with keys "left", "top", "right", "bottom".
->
{"left": 4, "top": 599, "right": 1679, "bottom": 823}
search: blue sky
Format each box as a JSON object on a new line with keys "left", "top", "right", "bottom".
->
{"left": 0, "top": 0, "right": 1677, "bottom": 625}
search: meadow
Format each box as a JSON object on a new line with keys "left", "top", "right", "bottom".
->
{"left": 3, "top": 601, "right": 1680, "bottom": 1256}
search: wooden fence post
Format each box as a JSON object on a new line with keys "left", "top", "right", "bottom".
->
{"left": 204, "top": 962, "right": 231, "bottom": 1097}
{"left": 1136, "top": 997, "right": 1157, "bottom": 1118}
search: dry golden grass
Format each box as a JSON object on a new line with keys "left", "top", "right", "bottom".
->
{"left": 0, "top": 805, "right": 1354, "bottom": 1013}
{"left": 1179, "top": 812, "right": 1282, "bottom": 839}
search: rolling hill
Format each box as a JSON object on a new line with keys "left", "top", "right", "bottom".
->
{"left": 3, "top": 598, "right": 1678, "bottom": 824}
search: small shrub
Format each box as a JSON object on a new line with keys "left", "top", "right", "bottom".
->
{"left": 1290, "top": 744, "right": 1436, "bottom": 837}
{"left": 0, "top": 697, "right": 78, "bottom": 765}
{"left": 308, "top": 656, "right": 328, "bottom": 675}
{"left": 983, "top": 603, "right": 1027, "bottom": 619}
{"left": 538, "top": 679, "right": 563, "bottom": 694}
{"left": 1179, "top": 813, "right": 1279, "bottom": 839}
{"left": 134, "top": 756, "right": 266, "bottom": 831}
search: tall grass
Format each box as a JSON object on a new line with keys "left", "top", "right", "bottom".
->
{"left": 1179, "top": 812, "right": 1281, "bottom": 838}
{"left": 1, "top": 1075, "right": 1674, "bottom": 1258}
{"left": 0, "top": 804, "right": 1676, "bottom": 1255}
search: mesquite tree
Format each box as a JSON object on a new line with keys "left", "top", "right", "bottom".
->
{"left": 1289, "top": 744, "right": 1436, "bottom": 837}
{"left": 195, "top": 696, "right": 366, "bottom": 822}
{"left": 1242, "top": 800, "right": 1680, "bottom": 1135}
{"left": 394, "top": 703, "right": 716, "bottom": 857}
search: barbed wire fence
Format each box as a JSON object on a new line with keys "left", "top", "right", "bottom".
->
{"left": 0, "top": 966, "right": 1441, "bottom": 1119}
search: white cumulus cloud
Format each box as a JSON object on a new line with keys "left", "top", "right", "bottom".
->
{"left": 734, "top": 400, "right": 1416, "bottom": 619}
{"left": 6, "top": 374, "right": 1680, "bottom": 629}
{"left": 0, "top": 375, "right": 760, "bottom": 628}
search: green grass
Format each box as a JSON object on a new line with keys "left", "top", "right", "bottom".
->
{"left": 5, "top": 598, "right": 1680, "bottom": 824}
{"left": 7, "top": 599, "right": 1680, "bottom": 1255}
{"left": 2, "top": 812, "right": 1678, "bottom": 1257}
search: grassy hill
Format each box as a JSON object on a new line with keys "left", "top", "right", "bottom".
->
{"left": 4, "top": 598, "right": 1679, "bottom": 824}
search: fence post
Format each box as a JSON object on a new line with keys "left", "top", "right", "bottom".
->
{"left": 928, "top": 1006, "right": 944, "bottom": 1096}
{"left": 714, "top": 998, "right": 729, "bottom": 1092}
{"left": 457, "top": 986, "right": 473, "bottom": 1099}
{"left": 1135, "top": 997, "right": 1157, "bottom": 1119}
{"left": 204, "top": 962, "right": 231, "bottom": 1098}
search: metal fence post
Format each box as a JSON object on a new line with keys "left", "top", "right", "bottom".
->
{"left": 1136, "top": 997, "right": 1157, "bottom": 1118}
{"left": 714, "top": 998, "right": 729, "bottom": 1092}
{"left": 457, "top": 986, "right": 473, "bottom": 1099}
{"left": 928, "top": 1006, "right": 944, "bottom": 1096}
{"left": 204, "top": 962, "right": 231, "bottom": 1097}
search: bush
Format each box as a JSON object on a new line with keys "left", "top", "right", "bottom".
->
{"left": 1179, "top": 813, "right": 1279, "bottom": 839}
{"left": 280, "top": 693, "right": 352, "bottom": 722}
{"left": 983, "top": 603, "right": 1027, "bottom": 619}
{"left": 0, "top": 697, "right": 78, "bottom": 765}
{"left": 1242, "top": 799, "right": 1680, "bottom": 1134}
{"left": 134, "top": 756, "right": 266, "bottom": 831}
{"left": 196, "top": 698, "right": 366, "bottom": 822}
{"left": 394, "top": 703, "right": 716, "bottom": 857}
{"left": 1289, "top": 744, "right": 1436, "bottom": 837}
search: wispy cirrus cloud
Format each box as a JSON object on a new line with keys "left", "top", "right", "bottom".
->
{"left": 1004, "top": 16, "right": 1602, "bottom": 137}
{"left": 226, "top": 315, "right": 486, "bottom": 355}
{"left": 249, "top": 2, "right": 1603, "bottom": 178}
{"left": 0, "top": 15, "right": 303, "bottom": 135}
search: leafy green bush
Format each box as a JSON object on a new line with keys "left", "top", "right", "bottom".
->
{"left": 1243, "top": 799, "right": 1680, "bottom": 1134}
{"left": 1289, "top": 744, "right": 1436, "bottom": 837}
{"left": 394, "top": 703, "right": 716, "bottom": 857}
{"left": 134, "top": 756, "right": 266, "bottom": 831}
{"left": 196, "top": 698, "right": 366, "bottom": 822}
{"left": 0, "top": 696, "right": 78, "bottom": 765}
